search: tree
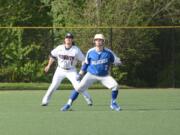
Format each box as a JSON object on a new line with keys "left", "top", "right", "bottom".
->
{"left": 0, "top": 0, "right": 53, "bottom": 82}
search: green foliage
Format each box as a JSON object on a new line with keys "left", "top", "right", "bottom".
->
{"left": 157, "top": 65, "right": 174, "bottom": 87}
{"left": 0, "top": 61, "right": 52, "bottom": 82}
{"left": 111, "top": 66, "right": 127, "bottom": 84}
{"left": 50, "top": 0, "right": 86, "bottom": 26}
{"left": 0, "top": 0, "right": 52, "bottom": 26}
{"left": 0, "top": 0, "right": 180, "bottom": 87}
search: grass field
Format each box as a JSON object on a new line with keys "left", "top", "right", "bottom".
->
{"left": 0, "top": 89, "right": 180, "bottom": 135}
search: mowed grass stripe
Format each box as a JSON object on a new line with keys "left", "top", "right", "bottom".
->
{"left": 0, "top": 89, "right": 180, "bottom": 135}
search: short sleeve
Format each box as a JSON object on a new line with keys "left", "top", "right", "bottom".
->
{"left": 51, "top": 47, "right": 58, "bottom": 58}
{"left": 85, "top": 51, "right": 90, "bottom": 64}
{"left": 109, "top": 52, "right": 115, "bottom": 63}
{"left": 112, "top": 53, "right": 121, "bottom": 64}
{"left": 76, "top": 48, "right": 85, "bottom": 61}
{"left": 106, "top": 48, "right": 121, "bottom": 64}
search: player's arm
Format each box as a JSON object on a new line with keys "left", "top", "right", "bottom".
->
{"left": 113, "top": 56, "right": 122, "bottom": 66}
{"left": 79, "top": 61, "right": 89, "bottom": 75}
{"left": 79, "top": 50, "right": 91, "bottom": 75}
{"left": 109, "top": 50, "right": 122, "bottom": 66}
{"left": 44, "top": 54, "right": 56, "bottom": 73}
{"left": 76, "top": 62, "right": 89, "bottom": 81}
{"left": 76, "top": 51, "right": 90, "bottom": 81}
{"left": 76, "top": 47, "right": 89, "bottom": 75}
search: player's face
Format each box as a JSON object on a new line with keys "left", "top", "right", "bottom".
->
{"left": 94, "top": 39, "right": 104, "bottom": 47}
{"left": 64, "top": 37, "right": 73, "bottom": 46}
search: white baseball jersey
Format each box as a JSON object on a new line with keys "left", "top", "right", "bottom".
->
{"left": 51, "top": 44, "right": 85, "bottom": 69}
{"left": 42, "top": 44, "right": 91, "bottom": 105}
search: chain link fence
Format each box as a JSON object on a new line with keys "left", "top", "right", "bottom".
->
{"left": 0, "top": 27, "right": 179, "bottom": 87}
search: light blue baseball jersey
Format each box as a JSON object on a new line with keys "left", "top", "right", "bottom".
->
{"left": 84, "top": 47, "right": 121, "bottom": 76}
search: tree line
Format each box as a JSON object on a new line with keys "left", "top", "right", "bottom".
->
{"left": 0, "top": 0, "right": 180, "bottom": 87}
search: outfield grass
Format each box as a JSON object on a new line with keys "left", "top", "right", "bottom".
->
{"left": 0, "top": 89, "right": 180, "bottom": 135}
{"left": 0, "top": 82, "right": 110, "bottom": 90}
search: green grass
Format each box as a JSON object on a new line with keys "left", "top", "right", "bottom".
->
{"left": 0, "top": 82, "right": 131, "bottom": 90}
{"left": 0, "top": 82, "right": 124, "bottom": 90}
{"left": 0, "top": 89, "right": 180, "bottom": 135}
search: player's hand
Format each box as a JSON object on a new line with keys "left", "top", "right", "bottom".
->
{"left": 44, "top": 65, "right": 50, "bottom": 73}
{"left": 76, "top": 74, "right": 83, "bottom": 81}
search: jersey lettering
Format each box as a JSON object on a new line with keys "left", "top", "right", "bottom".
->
{"left": 59, "top": 55, "right": 75, "bottom": 66}
{"left": 91, "top": 58, "right": 108, "bottom": 65}
{"left": 59, "top": 55, "right": 75, "bottom": 61}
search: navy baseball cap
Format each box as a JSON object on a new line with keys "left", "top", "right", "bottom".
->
{"left": 65, "top": 33, "right": 74, "bottom": 39}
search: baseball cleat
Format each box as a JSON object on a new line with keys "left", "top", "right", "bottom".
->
{"left": 110, "top": 102, "right": 121, "bottom": 111}
{"left": 87, "top": 98, "right": 93, "bottom": 106}
{"left": 41, "top": 98, "right": 49, "bottom": 106}
{"left": 41, "top": 103, "right": 48, "bottom": 106}
{"left": 88, "top": 103, "right": 93, "bottom": 106}
{"left": 60, "top": 104, "right": 71, "bottom": 111}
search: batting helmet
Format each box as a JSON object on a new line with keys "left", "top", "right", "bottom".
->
{"left": 94, "top": 34, "right": 105, "bottom": 41}
{"left": 65, "top": 33, "right": 74, "bottom": 39}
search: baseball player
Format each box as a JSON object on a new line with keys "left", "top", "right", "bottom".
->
{"left": 41, "top": 33, "right": 93, "bottom": 106}
{"left": 61, "top": 34, "right": 122, "bottom": 111}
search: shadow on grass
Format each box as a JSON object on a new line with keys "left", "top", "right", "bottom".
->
{"left": 123, "top": 107, "right": 180, "bottom": 111}
{"left": 67, "top": 104, "right": 180, "bottom": 112}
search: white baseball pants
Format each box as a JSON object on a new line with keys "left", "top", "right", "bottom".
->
{"left": 77, "top": 72, "right": 119, "bottom": 93}
{"left": 42, "top": 67, "right": 91, "bottom": 104}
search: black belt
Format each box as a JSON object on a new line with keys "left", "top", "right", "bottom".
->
{"left": 61, "top": 67, "right": 71, "bottom": 70}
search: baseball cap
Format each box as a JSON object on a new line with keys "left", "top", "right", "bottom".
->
{"left": 94, "top": 34, "right": 105, "bottom": 41}
{"left": 65, "top": 33, "right": 74, "bottom": 39}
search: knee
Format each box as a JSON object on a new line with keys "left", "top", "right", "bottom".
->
{"left": 111, "top": 85, "right": 119, "bottom": 91}
{"left": 50, "top": 82, "right": 60, "bottom": 90}
{"left": 74, "top": 85, "right": 79, "bottom": 91}
{"left": 76, "top": 85, "right": 86, "bottom": 93}
{"left": 73, "top": 85, "right": 82, "bottom": 93}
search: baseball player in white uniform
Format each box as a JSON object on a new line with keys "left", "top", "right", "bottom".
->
{"left": 61, "top": 34, "right": 122, "bottom": 111}
{"left": 41, "top": 33, "right": 93, "bottom": 106}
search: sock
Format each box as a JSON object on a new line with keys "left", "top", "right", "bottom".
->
{"left": 67, "top": 89, "right": 79, "bottom": 105}
{"left": 67, "top": 99, "right": 72, "bottom": 105}
{"left": 111, "top": 90, "right": 118, "bottom": 103}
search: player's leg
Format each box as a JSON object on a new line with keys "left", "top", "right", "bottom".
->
{"left": 66, "top": 70, "right": 93, "bottom": 106}
{"left": 100, "top": 75, "right": 121, "bottom": 111}
{"left": 81, "top": 90, "right": 93, "bottom": 106}
{"left": 61, "top": 72, "right": 96, "bottom": 111}
{"left": 42, "top": 68, "right": 65, "bottom": 106}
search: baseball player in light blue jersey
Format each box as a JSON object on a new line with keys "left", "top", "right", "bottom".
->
{"left": 41, "top": 33, "right": 93, "bottom": 106}
{"left": 61, "top": 34, "right": 122, "bottom": 111}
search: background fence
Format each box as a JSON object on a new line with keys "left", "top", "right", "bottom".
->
{"left": 0, "top": 26, "right": 180, "bottom": 87}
